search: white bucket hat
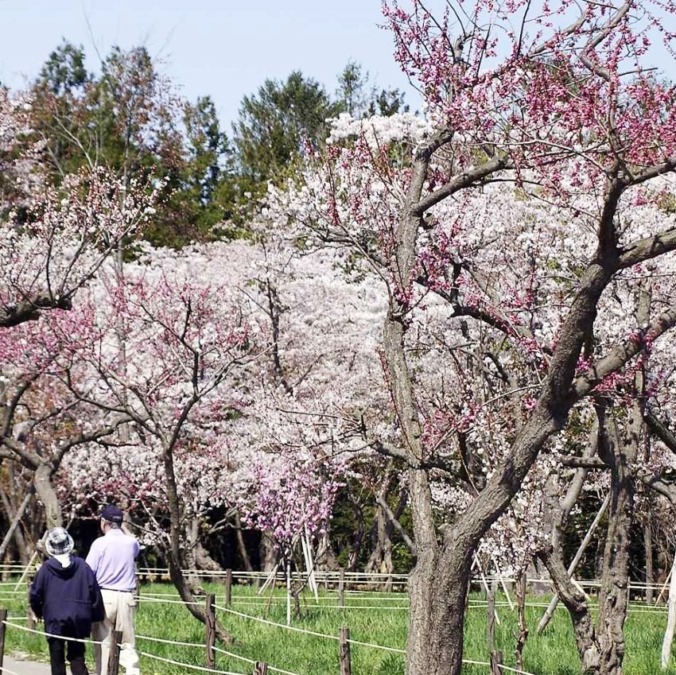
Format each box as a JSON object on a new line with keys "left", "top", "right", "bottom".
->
{"left": 45, "top": 527, "right": 74, "bottom": 557}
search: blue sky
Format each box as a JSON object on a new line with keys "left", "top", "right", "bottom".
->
{"left": 0, "top": 0, "right": 421, "bottom": 129}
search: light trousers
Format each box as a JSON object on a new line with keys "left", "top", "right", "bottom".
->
{"left": 92, "top": 589, "right": 139, "bottom": 675}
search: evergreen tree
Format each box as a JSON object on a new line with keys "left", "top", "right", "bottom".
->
{"left": 335, "top": 60, "right": 408, "bottom": 118}
{"left": 232, "top": 71, "right": 340, "bottom": 189}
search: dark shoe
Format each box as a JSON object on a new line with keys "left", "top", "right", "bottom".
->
{"left": 69, "top": 656, "right": 89, "bottom": 675}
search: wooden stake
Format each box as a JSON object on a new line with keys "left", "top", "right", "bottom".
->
{"left": 475, "top": 555, "right": 499, "bottom": 625}
{"left": 0, "top": 608, "right": 7, "bottom": 673}
{"left": 225, "top": 569, "right": 233, "bottom": 608}
{"left": 108, "top": 630, "right": 123, "bottom": 675}
{"left": 338, "top": 567, "right": 345, "bottom": 608}
{"left": 487, "top": 580, "right": 503, "bottom": 675}
{"left": 339, "top": 626, "right": 352, "bottom": 675}
{"left": 286, "top": 557, "right": 291, "bottom": 627}
{"left": 661, "top": 553, "right": 676, "bottom": 669}
{"left": 205, "top": 593, "right": 216, "bottom": 669}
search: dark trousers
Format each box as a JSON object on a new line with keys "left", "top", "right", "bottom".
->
{"left": 47, "top": 636, "right": 89, "bottom": 675}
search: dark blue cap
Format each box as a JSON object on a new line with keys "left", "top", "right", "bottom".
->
{"left": 100, "top": 504, "right": 123, "bottom": 524}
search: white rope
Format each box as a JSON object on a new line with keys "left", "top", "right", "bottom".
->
{"left": 137, "top": 632, "right": 299, "bottom": 674}
{"left": 136, "top": 594, "right": 203, "bottom": 607}
{"left": 211, "top": 644, "right": 300, "bottom": 675}
{"left": 346, "top": 638, "right": 405, "bottom": 654}
{"left": 215, "top": 600, "right": 409, "bottom": 611}
{"left": 136, "top": 649, "right": 244, "bottom": 674}
{"left": 210, "top": 644, "right": 256, "bottom": 665}
{"left": 212, "top": 603, "right": 340, "bottom": 641}
{"left": 1, "top": 620, "right": 105, "bottom": 645}
{"left": 136, "top": 633, "right": 204, "bottom": 648}
{"left": 212, "top": 602, "right": 408, "bottom": 658}
{"left": 463, "top": 658, "right": 536, "bottom": 675}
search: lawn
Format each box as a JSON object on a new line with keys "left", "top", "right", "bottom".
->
{"left": 0, "top": 579, "right": 674, "bottom": 674}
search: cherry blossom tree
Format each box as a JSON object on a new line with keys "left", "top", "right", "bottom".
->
{"left": 265, "top": 1, "right": 676, "bottom": 672}
{"left": 229, "top": 229, "right": 389, "bottom": 571}
{"left": 0, "top": 151, "right": 159, "bottom": 533}
{"left": 0, "top": 163, "right": 159, "bottom": 328}
{"left": 46, "top": 236, "right": 387, "bottom": 632}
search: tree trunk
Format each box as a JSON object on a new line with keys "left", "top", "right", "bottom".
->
{"left": 406, "top": 531, "right": 473, "bottom": 673}
{"left": 234, "top": 511, "right": 254, "bottom": 571}
{"left": 594, "top": 404, "right": 641, "bottom": 673}
{"left": 162, "top": 447, "right": 233, "bottom": 643}
{"left": 315, "top": 531, "right": 340, "bottom": 571}
{"left": 382, "top": 152, "right": 656, "bottom": 675}
{"left": 33, "top": 462, "right": 62, "bottom": 528}
{"left": 539, "top": 546, "right": 601, "bottom": 670}
{"left": 365, "top": 473, "right": 396, "bottom": 581}
{"left": 165, "top": 547, "right": 234, "bottom": 643}
{"left": 0, "top": 487, "right": 33, "bottom": 561}
{"left": 645, "top": 519, "right": 654, "bottom": 605}
{"left": 259, "top": 530, "right": 276, "bottom": 573}
{"left": 595, "top": 283, "right": 649, "bottom": 673}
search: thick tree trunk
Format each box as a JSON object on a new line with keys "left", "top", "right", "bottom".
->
{"left": 185, "top": 516, "right": 223, "bottom": 573}
{"left": 315, "top": 531, "right": 340, "bottom": 571}
{"left": 406, "top": 524, "right": 473, "bottom": 674}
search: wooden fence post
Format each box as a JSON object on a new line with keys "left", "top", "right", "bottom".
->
{"left": 108, "top": 630, "right": 123, "bottom": 675}
{"left": 487, "top": 581, "right": 503, "bottom": 675}
{"left": 0, "top": 608, "right": 7, "bottom": 673}
{"left": 205, "top": 593, "right": 216, "bottom": 669}
{"left": 339, "top": 626, "right": 352, "bottom": 675}
{"left": 225, "top": 569, "right": 232, "bottom": 608}
{"left": 338, "top": 567, "right": 345, "bottom": 608}
{"left": 253, "top": 662, "right": 268, "bottom": 674}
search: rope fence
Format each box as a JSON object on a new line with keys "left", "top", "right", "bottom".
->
{"left": 0, "top": 563, "right": 671, "bottom": 589}
{"left": 3, "top": 563, "right": 672, "bottom": 675}
{"left": 0, "top": 592, "right": 542, "bottom": 675}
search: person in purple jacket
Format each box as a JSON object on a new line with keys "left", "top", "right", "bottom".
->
{"left": 30, "top": 527, "right": 105, "bottom": 675}
{"left": 86, "top": 504, "right": 141, "bottom": 675}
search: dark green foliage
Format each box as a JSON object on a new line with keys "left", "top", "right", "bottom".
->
{"left": 335, "top": 60, "right": 408, "bottom": 118}
{"left": 39, "top": 41, "right": 89, "bottom": 96}
{"left": 232, "top": 71, "right": 340, "bottom": 188}
{"left": 22, "top": 43, "right": 409, "bottom": 247}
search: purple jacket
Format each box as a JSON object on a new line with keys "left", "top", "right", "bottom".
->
{"left": 29, "top": 556, "right": 105, "bottom": 638}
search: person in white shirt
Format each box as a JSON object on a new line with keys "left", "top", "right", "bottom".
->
{"left": 86, "top": 504, "right": 140, "bottom": 675}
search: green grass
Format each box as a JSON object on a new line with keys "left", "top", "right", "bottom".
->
{"left": 1, "top": 580, "right": 675, "bottom": 674}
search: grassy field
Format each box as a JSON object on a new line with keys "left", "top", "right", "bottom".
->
{"left": 0, "top": 580, "right": 675, "bottom": 674}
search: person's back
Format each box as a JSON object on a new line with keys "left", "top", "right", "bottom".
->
{"left": 30, "top": 527, "right": 104, "bottom": 675}
{"left": 31, "top": 556, "right": 103, "bottom": 638}
{"left": 86, "top": 528, "right": 138, "bottom": 592}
